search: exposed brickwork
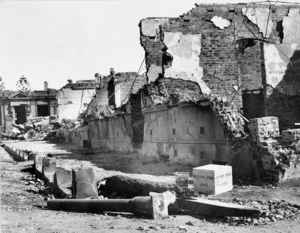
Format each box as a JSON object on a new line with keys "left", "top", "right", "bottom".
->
{"left": 140, "top": 4, "right": 300, "bottom": 129}
{"left": 140, "top": 4, "right": 268, "bottom": 110}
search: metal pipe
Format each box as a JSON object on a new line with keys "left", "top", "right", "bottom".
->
{"left": 47, "top": 198, "right": 133, "bottom": 213}
{"left": 47, "top": 194, "right": 173, "bottom": 219}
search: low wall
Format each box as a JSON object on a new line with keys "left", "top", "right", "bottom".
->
{"left": 89, "top": 117, "right": 134, "bottom": 152}
{"left": 54, "top": 126, "right": 89, "bottom": 148}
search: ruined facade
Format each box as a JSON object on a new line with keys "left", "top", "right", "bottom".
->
{"left": 0, "top": 83, "right": 57, "bottom": 133}
{"left": 53, "top": 3, "right": 300, "bottom": 182}
{"left": 57, "top": 80, "right": 96, "bottom": 121}
{"left": 140, "top": 3, "right": 300, "bottom": 130}
{"left": 85, "top": 69, "right": 145, "bottom": 119}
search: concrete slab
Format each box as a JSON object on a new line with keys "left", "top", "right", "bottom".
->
{"left": 175, "top": 198, "right": 260, "bottom": 217}
{"left": 42, "top": 157, "right": 57, "bottom": 183}
{"left": 34, "top": 155, "right": 45, "bottom": 179}
{"left": 72, "top": 167, "right": 98, "bottom": 199}
{"left": 54, "top": 166, "right": 72, "bottom": 198}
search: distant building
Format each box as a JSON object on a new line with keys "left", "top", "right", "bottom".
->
{"left": 0, "top": 81, "right": 57, "bottom": 133}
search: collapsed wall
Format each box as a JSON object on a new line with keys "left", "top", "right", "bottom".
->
{"left": 140, "top": 3, "right": 300, "bottom": 130}
{"left": 139, "top": 3, "right": 300, "bottom": 182}
{"left": 49, "top": 3, "right": 300, "bottom": 183}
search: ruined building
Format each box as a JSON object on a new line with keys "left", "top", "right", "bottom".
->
{"left": 137, "top": 3, "right": 300, "bottom": 180}
{"left": 140, "top": 3, "right": 300, "bottom": 130}
{"left": 56, "top": 3, "right": 300, "bottom": 182}
{"left": 0, "top": 82, "right": 57, "bottom": 133}
{"left": 80, "top": 69, "right": 146, "bottom": 150}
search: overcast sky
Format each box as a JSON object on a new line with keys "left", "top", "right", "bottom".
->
{"left": 0, "top": 0, "right": 299, "bottom": 91}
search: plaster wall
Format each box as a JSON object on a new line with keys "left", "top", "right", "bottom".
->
{"left": 89, "top": 117, "right": 133, "bottom": 152}
{"left": 57, "top": 88, "right": 95, "bottom": 121}
{"left": 141, "top": 105, "right": 230, "bottom": 164}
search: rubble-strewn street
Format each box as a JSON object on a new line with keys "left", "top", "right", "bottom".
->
{"left": 1, "top": 1, "right": 300, "bottom": 232}
{"left": 1, "top": 140, "right": 300, "bottom": 232}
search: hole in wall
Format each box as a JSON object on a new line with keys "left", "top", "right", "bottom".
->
{"left": 237, "top": 38, "right": 257, "bottom": 54}
{"left": 276, "top": 20, "right": 284, "bottom": 43}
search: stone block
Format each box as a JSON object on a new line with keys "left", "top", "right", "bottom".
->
{"left": 248, "top": 116, "right": 279, "bottom": 141}
{"left": 282, "top": 129, "right": 300, "bottom": 142}
{"left": 193, "top": 164, "right": 232, "bottom": 195}
{"left": 72, "top": 167, "right": 98, "bottom": 199}
{"left": 34, "top": 155, "right": 45, "bottom": 178}
{"left": 42, "top": 157, "right": 57, "bottom": 183}
{"left": 54, "top": 166, "right": 72, "bottom": 198}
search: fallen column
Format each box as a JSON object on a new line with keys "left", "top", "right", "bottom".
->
{"left": 47, "top": 191, "right": 176, "bottom": 219}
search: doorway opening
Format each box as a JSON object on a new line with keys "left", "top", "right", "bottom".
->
{"left": 14, "top": 105, "right": 27, "bottom": 124}
{"left": 37, "top": 105, "right": 49, "bottom": 116}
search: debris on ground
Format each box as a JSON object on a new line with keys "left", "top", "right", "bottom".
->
{"left": 1, "top": 116, "right": 61, "bottom": 141}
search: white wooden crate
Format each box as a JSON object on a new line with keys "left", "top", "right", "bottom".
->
{"left": 193, "top": 164, "right": 233, "bottom": 195}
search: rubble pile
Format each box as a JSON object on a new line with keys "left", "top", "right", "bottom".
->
{"left": 45, "top": 118, "right": 87, "bottom": 143}
{"left": 144, "top": 78, "right": 210, "bottom": 107}
{"left": 1, "top": 116, "right": 61, "bottom": 141}
{"left": 249, "top": 117, "right": 300, "bottom": 182}
{"left": 224, "top": 199, "right": 300, "bottom": 226}
{"left": 210, "top": 96, "right": 248, "bottom": 151}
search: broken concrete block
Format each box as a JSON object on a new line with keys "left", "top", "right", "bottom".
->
{"left": 54, "top": 166, "right": 72, "bottom": 198}
{"left": 282, "top": 129, "right": 300, "bottom": 142}
{"left": 248, "top": 116, "right": 279, "bottom": 142}
{"left": 193, "top": 164, "right": 232, "bottom": 195}
{"left": 34, "top": 155, "right": 45, "bottom": 178}
{"left": 42, "top": 157, "right": 57, "bottom": 183}
{"left": 149, "top": 191, "right": 176, "bottom": 219}
{"left": 72, "top": 167, "right": 98, "bottom": 199}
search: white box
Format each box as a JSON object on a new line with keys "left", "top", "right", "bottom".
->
{"left": 193, "top": 164, "right": 233, "bottom": 195}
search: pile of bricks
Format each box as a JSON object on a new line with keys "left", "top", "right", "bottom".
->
{"left": 210, "top": 96, "right": 248, "bottom": 151}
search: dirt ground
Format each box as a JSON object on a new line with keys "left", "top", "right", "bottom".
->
{"left": 1, "top": 140, "right": 300, "bottom": 232}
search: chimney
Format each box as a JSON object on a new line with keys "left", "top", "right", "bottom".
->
{"left": 110, "top": 68, "right": 115, "bottom": 76}
{"left": 67, "top": 79, "right": 73, "bottom": 84}
{"left": 44, "top": 81, "right": 48, "bottom": 90}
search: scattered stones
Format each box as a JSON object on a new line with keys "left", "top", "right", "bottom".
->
{"left": 224, "top": 198, "right": 300, "bottom": 226}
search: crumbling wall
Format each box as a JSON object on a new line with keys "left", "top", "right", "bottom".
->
{"left": 259, "top": 7, "right": 300, "bottom": 129}
{"left": 140, "top": 4, "right": 300, "bottom": 130}
{"left": 113, "top": 74, "right": 146, "bottom": 108}
{"left": 140, "top": 4, "right": 266, "bottom": 110}
{"left": 57, "top": 88, "right": 95, "bottom": 121}
{"left": 249, "top": 117, "right": 300, "bottom": 182}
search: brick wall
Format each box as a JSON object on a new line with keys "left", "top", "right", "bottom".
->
{"left": 140, "top": 4, "right": 265, "bottom": 111}
{"left": 140, "top": 4, "right": 300, "bottom": 129}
